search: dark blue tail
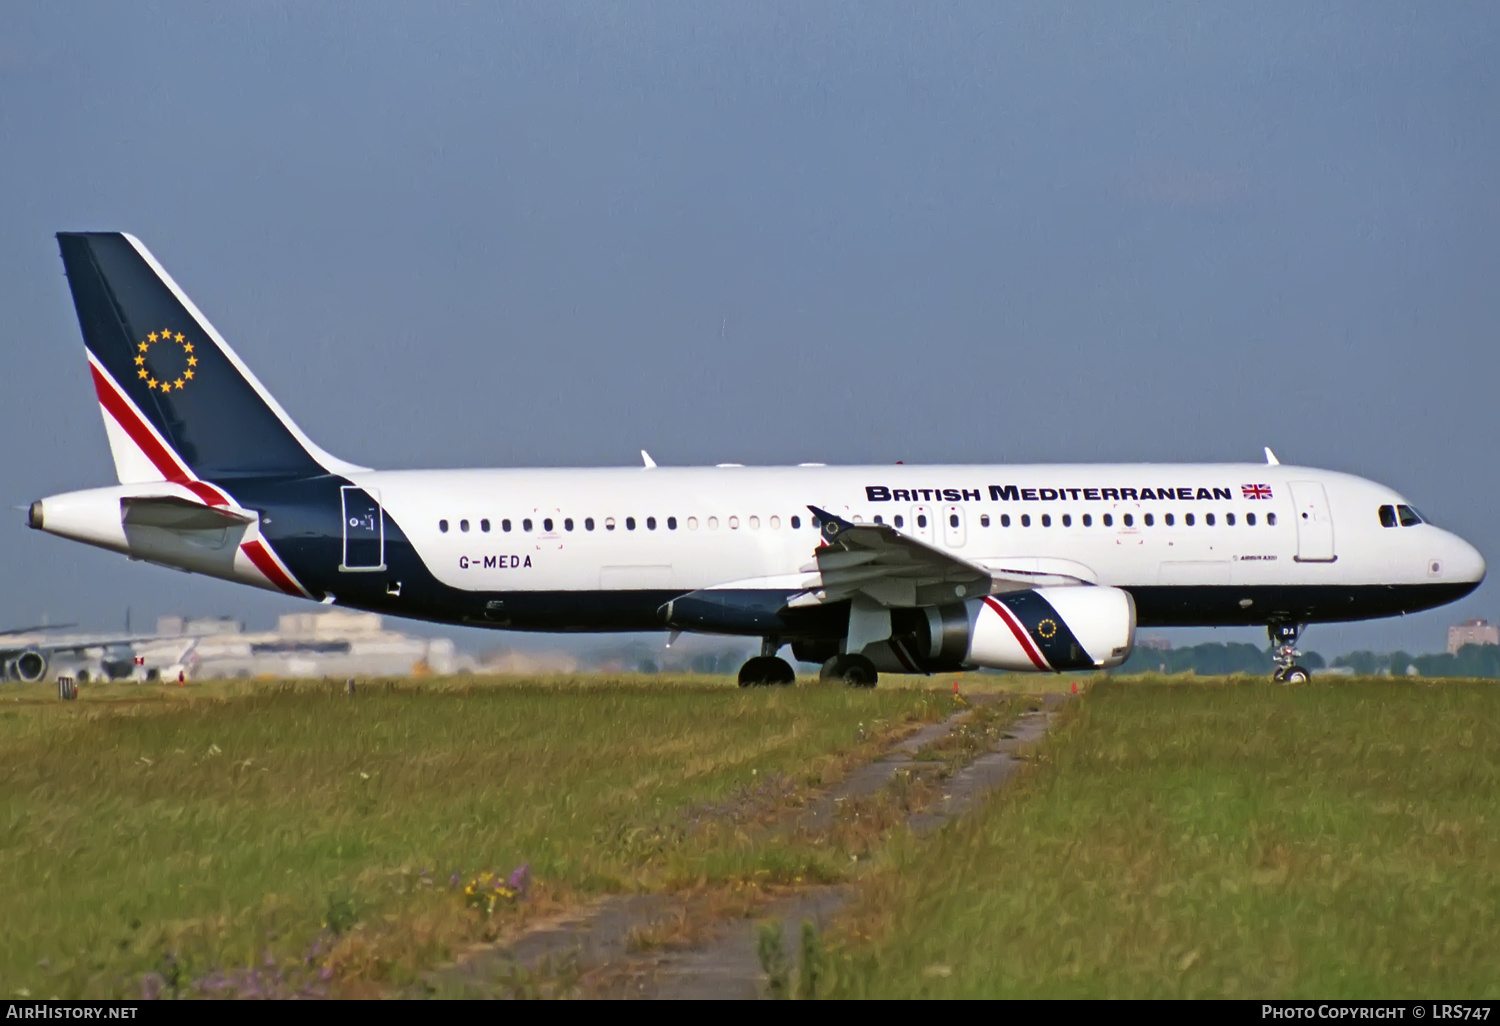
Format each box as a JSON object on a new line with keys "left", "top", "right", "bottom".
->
{"left": 57, "top": 232, "right": 352, "bottom": 482}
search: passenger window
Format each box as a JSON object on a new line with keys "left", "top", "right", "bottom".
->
{"left": 790, "top": 516, "right": 800, "bottom": 529}
{"left": 708, "top": 516, "right": 719, "bottom": 529}
{"left": 980, "top": 514, "right": 990, "bottom": 527}
{"left": 1062, "top": 514, "right": 1071, "bottom": 527}
{"left": 626, "top": 517, "right": 637, "bottom": 530}
{"left": 1041, "top": 514, "right": 1051, "bottom": 527}
{"left": 647, "top": 516, "right": 657, "bottom": 530}
{"left": 1164, "top": 513, "right": 1174, "bottom": 526}
{"left": 873, "top": 515, "right": 883, "bottom": 525}
{"left": 1082, "top": 513, "right": 1092, "bottom": 527}
{"left": 1143, "top": 513, "right": 1154, "bottom": 527}
{"left": 1103, "top": 513, "right": 1113, "bottom": 527}
{"left": 1397, "top": 505, "right": 1422, "bottom": 527}
{"left": 688, "top": 516, "right": 699, "bottom": 530}
{"left": 1378, "top": 505, "right": 1397, "bottom": 528}
{"left": 564, "top": 518, "right": 574, "bottom": 531}
{"left": 1021, "top": 514, "right": 1031, "bottom": 527}
{"left": 728, "top": 516, "right": 739, "bottom": 529}
{"left": 669, "top": 516, "right": 679, "bottom": 530}
{"left": 523, "top": 518, "right": 533, "bottom": 532}
{"left": 1246, "top": 512, "right": 1256, "bottom": 526}
{"left": 480, "top": 518, "right": 490, "bottom": 532}
{"left": 949, "top": 514, "right": 960, "bottom": 528}
{"left": 585, "top": 517, "right": 595, "bottom": 531}
{"left": 917, "top": 514, "right": 927, "bottom": 528}
{"left": 1123, "top": 513, "right": 1133, "bottom": 527}
{"left": 460, "top": 519, "right": 470, "bottom": 532}
{"left": 439, "top": 519, "right": 449, "bottom": 533}
{"left": 1205, "top": 513, "right": 1215, "bottom": 526}
{"left": 1185, "top": 513, "right": 1195, "bottom": 526}
{"left": 1001, "top": 514, "right": 1011, "bottom": 527}
{"left": 502, "top": 519, "right": 512, "bottom": 532}
{"left": 605, "top": 517, "right": 615, "bottom": 531}
{"left": 1226, "top": 512, "right": 1235, "bottom": 526}
{"left": 543, "top": 518, "right": 553, "bottom": 532}
{"left": 893, "top": 514, "right": 903, "bottom": 528}
{"left": 1267, "top": 512, "right": 1277, "bottom": 526}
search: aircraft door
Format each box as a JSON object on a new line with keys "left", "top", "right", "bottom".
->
{"left": 942, "top": 504, "right": 966, "bottom": 547}
{"left": 1289, "top": 480, "right": 1336, "bottom": 562}
{"left": 911, "top": 504, "right": 935, "bottom": 544}
{"left": 340, "top": 486, "right": 386, "bottom": 571}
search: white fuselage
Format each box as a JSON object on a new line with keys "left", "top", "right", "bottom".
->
{"left": 343, "top": 462, "right": 1481, "bottom": 599}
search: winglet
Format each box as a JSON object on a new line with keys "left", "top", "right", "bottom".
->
{"left": 1264, "top": 446, "right": 1280, "bottom": 466}
{"left": 641, "top": 450, "right": 657, "bottom": 468}
{"left": 807, "top": 505, "right": 853, "bottom": 544}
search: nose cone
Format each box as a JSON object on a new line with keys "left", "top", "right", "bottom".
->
{"left": 1446, "top": 531, "right": 1486, "bottom": 588}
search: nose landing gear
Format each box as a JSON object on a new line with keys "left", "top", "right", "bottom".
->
{"left": 1269, "top": 622, "right": 1312, "bottom": 683}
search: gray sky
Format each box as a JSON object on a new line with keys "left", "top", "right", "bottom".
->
{"left": 2, "top": 2, "right": 1496, "bottom": 657}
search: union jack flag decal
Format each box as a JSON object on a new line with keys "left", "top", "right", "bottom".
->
{"left": 1242, "top": 483, "right": 1273, "bottom": 500}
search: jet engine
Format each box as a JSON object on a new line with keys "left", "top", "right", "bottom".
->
{"left": 9, "top": 649, "right": 48, "bottom": 682}
{"left": 874, "top": 586, "right": 1136, "bottom": 673}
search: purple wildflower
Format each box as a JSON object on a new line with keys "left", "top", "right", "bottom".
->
{"left": 507, "top": 863, "right": 531, "bottom": 897}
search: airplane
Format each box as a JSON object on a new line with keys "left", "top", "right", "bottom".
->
{"left": 0, "top": 622, "right": 162, "bottom": 683}
{"left": 27, "top": 233, "right": 1486, "bottom": 687}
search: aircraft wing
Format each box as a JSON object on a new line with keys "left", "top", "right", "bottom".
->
{"left": 789, "top": 506, "right": 1097, "bottom": 611}
{"left": 0, "top": 622, "right": 78, "bottom": 637}
{"left": 789, "top": 506, "right": 994, "bottom": 608}
{"left": 0, "top": 632, "right": 181, "bottom": 660}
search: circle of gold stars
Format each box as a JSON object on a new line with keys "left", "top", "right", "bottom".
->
{"left": 1036, "top": 618, "right": 1058, "bottom": 639}
{"left": 134, "top": 329, "right": 199, "bottom": 393}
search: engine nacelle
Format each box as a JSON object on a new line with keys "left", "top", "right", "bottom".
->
{"left": 12, "top": 649, "right": 48, "bottom": 682}
{"left": 872, "top": 586, "right": 1135, "bottom": 673}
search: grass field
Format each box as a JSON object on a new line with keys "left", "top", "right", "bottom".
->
{"left": 825, "top": 678, "right": 1500, "bottom": 999}
{"left": 0, "top": 675, "right": 951, "bottom": 998}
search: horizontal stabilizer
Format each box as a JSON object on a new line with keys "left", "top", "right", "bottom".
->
{"left": 121, "top": 495, "right": 255, "bottom": 531}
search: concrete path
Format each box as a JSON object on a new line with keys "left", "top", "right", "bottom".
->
{"left": 424, "top": 691, "right": 1068, "bottom": 999}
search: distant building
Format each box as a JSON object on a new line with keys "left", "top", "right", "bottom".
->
{"left": 1447, "top": 619, "right": 1499, "bottom": 656}
{"left": 1137, "top": 636, "right": 1173, "bottom": 652}
{"left": 138, "top": 610, "right": 466, "bottom": 680}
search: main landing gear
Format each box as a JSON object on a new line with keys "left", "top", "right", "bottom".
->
{"left": 738, "top": 638, "right": 796, "bottom": 687}
{"left": 819, "top": 653, "right": 878, "bottom": 688}
{"left": 1269, "top": 622, "right": 1312, "bottom": 684}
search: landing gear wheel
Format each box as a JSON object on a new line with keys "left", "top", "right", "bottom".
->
{"left": 820, "top": 654, "right": 878, "bottom": 689}
{"left": 1282, "top": 665, "right": 1311, "bottom": 685}
{"left": 737, "top": 656, "right": 796, "bottom": 688}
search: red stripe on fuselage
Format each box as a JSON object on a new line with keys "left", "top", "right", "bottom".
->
{"left": 90, "top": 362, "right": 304, "bottom": 599}
{"left": 983, "top": 596, "right": 1051, "bottom": 671}
{"left": 240, "top": 539, "right": 304, "bottom": 597}
{"left": 88, "top": 362, "right": 230, "bottom": 506}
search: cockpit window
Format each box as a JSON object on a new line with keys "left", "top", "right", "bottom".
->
{"left": 1378, "top": 504, "right": 1397, "bottom": 528}
{"left": 1397, "top": 505, "right": 1423, "bottom": 527}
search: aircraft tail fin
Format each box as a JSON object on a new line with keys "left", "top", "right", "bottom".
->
{"left": 55, "top": 232, "right": 362, "bottom": 486}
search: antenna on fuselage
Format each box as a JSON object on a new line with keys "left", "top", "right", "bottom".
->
{"left": 1264, "top": 447, "right": 1280, "bottom": 465}
{"left": 641, "top": 450, "right": 657, "bottom": 468}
